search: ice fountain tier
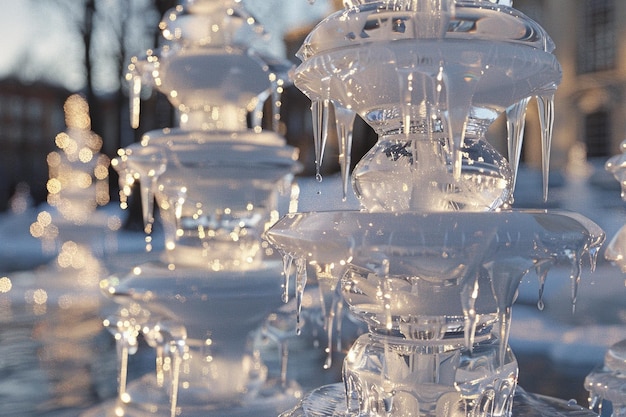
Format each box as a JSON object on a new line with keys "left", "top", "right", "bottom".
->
{"left": 115, "top": 130, "right": 300, "bottom": 269}
{"left": 267, "top": 211, "right": 604, "bottom": 417}
{"left": 295, "top": 1, "right": 559, "bottom": 127}
{"left": 293, "top": 0, "right": 561, "bottom": 206}
{"left": 126, "top": 0, "right": 288, "bottom": 132}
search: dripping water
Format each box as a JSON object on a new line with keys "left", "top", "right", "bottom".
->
{"left": 536, "top": 93, "right": 555, "bottom": 202}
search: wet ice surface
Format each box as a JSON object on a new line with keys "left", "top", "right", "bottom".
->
{"left": 0, "top": 166, "right": 625, "bottom": 415}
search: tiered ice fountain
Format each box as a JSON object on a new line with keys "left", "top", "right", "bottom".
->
{"left": 83, "top": 1, "right": 302, "bottom": 416}
{"left": 584, "top": 143, "right": 626, "bottom": 417}
{"left": 265, "top": 1, "right": 606, "bottom": 417}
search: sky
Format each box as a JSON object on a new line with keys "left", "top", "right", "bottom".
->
{"left": 0, "top": 0, "right": 84, "bottom": 90}
{"left": 0, "top": 0, "right": 333, "bottom": 94}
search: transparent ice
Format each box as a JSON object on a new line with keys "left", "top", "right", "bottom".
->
{"left": 266, "top": 1, "right": 604, "bottom": 417}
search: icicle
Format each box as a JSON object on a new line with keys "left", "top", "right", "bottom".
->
{"left": 279, "top": 340, "right": 289, "bottom": 387}
{"left": 589, "top": 246, "right": 600, "bottom": 273}
{"left": 441, "top": 68, "right": 479, "bottom": 179}
{"left": 155, "top": 343, "right": 165, "bottom": 388}
{"left": 104, "top": 315, "right": 139, "bottom": 404}
{"left": 128, "top": 151, "right": 167, "bottom": 235}
{"left": 498, "top": 308, "right": 512, "bottom": 369}
{"left": 143, "top": 323, "right": 167, "bottom": 388}
{"left": 311, "top": 98, "right": 330, "bottom": 182}
{"left": 462, "top": 276, "right": 480, "bottom": 351}
{"left": 587, "top": 393, "right": 600, "bottom": 411}
{"left": 295, "top": 257, "right": 308, "bottom": 335}
{"left": 536, "top": 93, "right": 555, "bottom": 202}
{"left": 315, "top": 263, "right": 342, "bottom": 370}
{"left": 323, "top": 288, "right": 343, "bottom": 370}
{"left": 281, "top": 251, "right": 294, "bottom": 303}
{"left": 333, "top": 103, "right": 356, "bottom": 200}
{"left": 505, "top": 97, "right": 531, "bottom": 193}
{"left": 569, "top": 253, "right": 583, "bottom": 314}
{"left": 250, "top": 89, "right": 269, "bottom": 132}
{"left": 117, "top": 166, "right": 135, "bottom": 211}
{"left": 535, "top": 263, "right": 549, "bottom": 311}
{"left": 130, "top": 73, "right": 142, "bottom": 129}
{"left": 169, "top": 340, "right": 184, "bottom": 417}
{"left": 334, "top": 295, "right": 344, "bottom": 354}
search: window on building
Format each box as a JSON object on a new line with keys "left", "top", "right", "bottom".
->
{"left": 584, "top": 110, "right": 610, "bottom": 158}
{"left": 578, "top": 0, "right": 616, "bottom": 74}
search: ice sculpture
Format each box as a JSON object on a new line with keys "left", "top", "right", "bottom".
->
{"left": 265, "top": 1, "right": 605, "bottom": 417}
{"left": 584, "top": 141, "right": 626, "bottom": 417}
{"left": 82, "top": 1, "right": 302, "bottom": 416}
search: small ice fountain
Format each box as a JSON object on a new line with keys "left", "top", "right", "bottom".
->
{"left": 584, "top": 142, "right": 626, "bottom": 417}
{"left": 265, "top": 1, "right": 606, "bottom": 417}
{"left": 83, "top": 1, "right": 302, "bottom": 416}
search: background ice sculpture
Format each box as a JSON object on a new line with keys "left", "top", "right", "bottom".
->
{"left": 82, "top": 1, "right": 303, "bottom": 416}
{"left": 266, "top": 1, "right": 605, "bottom": 417}
{"left": 584, "top": 140, "right": 626, "bottom": 417}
